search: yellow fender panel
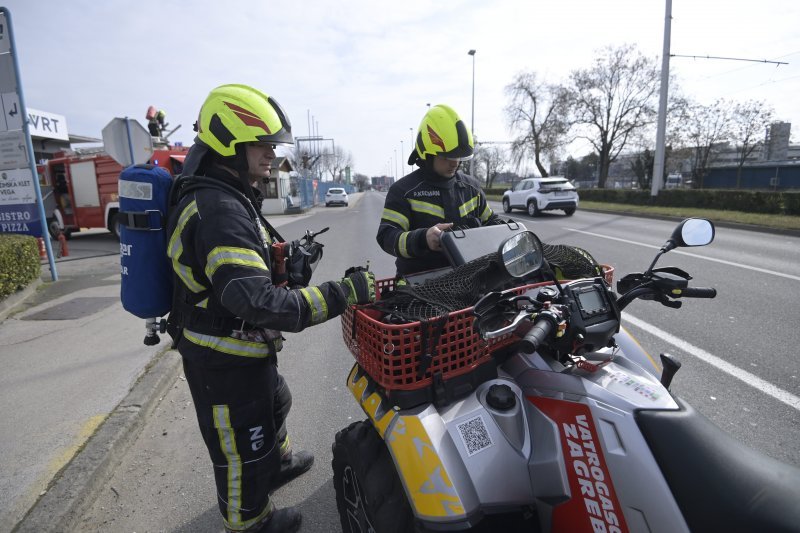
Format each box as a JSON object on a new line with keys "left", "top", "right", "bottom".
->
{"left": 386, "top": 416, "right": 466, "bottom": 518}
{"left": 346, "top": 364, "right": 466, "bottom": 518}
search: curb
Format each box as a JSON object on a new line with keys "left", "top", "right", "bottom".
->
{"left": 13, "top": 348, "right": 183, "bottom": 533}
{"left": 0, "top": 278, "right": 43, "bottom": 323}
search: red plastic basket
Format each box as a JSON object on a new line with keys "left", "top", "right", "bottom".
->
{"left": 341, "top": 279, "right": 538, "bottom": 393}
{"left": 341, "top": 265, "right": 614, "bottom": 394}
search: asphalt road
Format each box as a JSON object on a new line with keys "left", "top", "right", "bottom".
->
{"left": 46, "top": 191, "right": 800, "bottom": 532}
{"left": 494, "top": 201, "right": 800, "bottom": 466}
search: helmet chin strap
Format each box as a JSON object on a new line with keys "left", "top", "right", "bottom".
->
{"left": 233, "top": 144, "right": 261, "bottom": 208}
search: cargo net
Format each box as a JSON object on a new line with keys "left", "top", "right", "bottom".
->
{"left": 368, "top": 243, "right": 601, "bottom": 323}
{"left": 370, "top": 253, "right": 499, "bottom": 322}
{"left": 542, "top": 243, "right": 601, "bottom": 280}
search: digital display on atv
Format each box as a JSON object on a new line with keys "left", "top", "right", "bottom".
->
{"left": 575, "top": 286, "right": 605, "bottom": 316}
{"left": 574, "top": 285, "right": 608, "bottom": 317}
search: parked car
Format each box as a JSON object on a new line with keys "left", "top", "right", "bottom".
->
{"left": 325, "top": 187, "right": 349, "bottom": 207}
{"left": 502, "top": 176, "right": 579, "bottom": 216}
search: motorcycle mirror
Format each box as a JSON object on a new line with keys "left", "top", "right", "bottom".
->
{"left": 498, "top": 231, "right": 544, "bottom": 279}
{"left": 666, "top": 218, "right": 715, "bottom": 251}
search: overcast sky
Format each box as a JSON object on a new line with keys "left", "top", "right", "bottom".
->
{"left": 5, "top": 0, "right": 799, "bottom": 178}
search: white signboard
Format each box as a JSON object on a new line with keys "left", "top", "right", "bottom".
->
{"left": 102, "top": 117, "right": 153, "bottom": 166}
{"left": 0, "top": 167, "right": 35, "bottom": 205}
{"left": 0, "top": 12, "right": 9, "bottom": 54}
{"left": 0, "top": 129, "right": 27, "bottom": 170}
{"left": 0, "top": 90, "right": 20, "bottom": 131}
{"left": 27, "top": 107, "right": 68, "bottom": 141}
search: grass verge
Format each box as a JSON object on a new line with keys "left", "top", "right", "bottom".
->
{"left": 486, "top": 195, "right": 800, "bottom": 232}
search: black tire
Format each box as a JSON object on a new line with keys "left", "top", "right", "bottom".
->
{"left": 502, "top": 197, "right": 512, "bottom": 213}
{"left": 564, "top": 207, "right": 576, "bottom": 216}
{"left": 332, "top": 420, "right": 419, "bottom": 533}
{"left": 527, "top": 200, "right": 540, "bottom": 217}
{"left": 109, "top": 212, "right": 121, "bottom": 240}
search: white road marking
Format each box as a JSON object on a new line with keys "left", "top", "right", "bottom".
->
{"left": 624, "top": 314, "right": 800, "bottom": 412}
{"left": 566, "top": 228, "right": 800, "bottom": 282}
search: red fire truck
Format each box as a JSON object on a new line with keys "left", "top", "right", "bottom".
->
{"left": 37, "top": 145, "right": 189, "bottom": 239}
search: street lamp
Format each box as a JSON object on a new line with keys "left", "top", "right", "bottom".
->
{"left": 400, "top": 140, "right": 405, "bottom": 177}
{"left": 468, "top": 49, "right": 476, "bottom": 176}
{"left": 409, "top": 127, "right": 415, "bottom": 171}
{"left": 468, "top": 49, "right": 476, "bottom": 134}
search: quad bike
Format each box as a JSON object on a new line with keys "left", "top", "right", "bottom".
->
{"left": 332, "top": 219, "right": 800, "bottom": 532}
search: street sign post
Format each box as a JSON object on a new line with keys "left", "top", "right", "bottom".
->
{"left": 0, "top": 8, "right": 57, "bottom": 280}
{"left": 101, "top": 117, "right": 153, "bottom": 167}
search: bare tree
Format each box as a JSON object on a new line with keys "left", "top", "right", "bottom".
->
{"left": 569, "top": 44, "right": 660, "bottom": 188}
{"left": 475, "top": 145, "right": 507, "bottom": 188}
{"left": 682, "top": 99, "right": 733, "bottom": 188}
{"left": 285, "top": 146, "right": 323, "bottom": 179}
{"left": 730, "top": 100, "right": 774, "bottom": 187}
{"left": 319, "top": 146, "right": 353, "bottom": 182}
{"left": 505, "top": 72, "right": 571, "bottom": 177}
{"left": 353, "top": 172, "right": 370, "bottom": 191}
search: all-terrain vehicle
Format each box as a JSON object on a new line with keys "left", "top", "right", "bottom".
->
{"left": 332, "top": 219, "right": 800, "bottom": 532}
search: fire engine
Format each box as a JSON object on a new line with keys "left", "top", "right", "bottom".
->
{"left": 37, "top": 144, "right": 189, "bottom": 239}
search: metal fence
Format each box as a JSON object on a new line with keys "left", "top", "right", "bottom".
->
{"left": 293, "top": 178, "right": 355, "bottom": 209}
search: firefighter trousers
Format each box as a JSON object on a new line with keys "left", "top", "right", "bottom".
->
{"left": 181, "top": 348, "right": 292, "bottom": 531}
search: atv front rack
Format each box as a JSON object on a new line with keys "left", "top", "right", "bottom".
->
{"left": 341, "top": 278, "right": 544, "bottom": 408}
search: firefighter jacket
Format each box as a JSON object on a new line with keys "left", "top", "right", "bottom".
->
{"left": 376, "top": 167, "right": 503, "bottom": 275}
{"left": 166, "top": 171, "right": 348, "bottom": 358}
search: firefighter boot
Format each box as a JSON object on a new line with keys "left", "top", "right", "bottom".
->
{"left": 271, "top": 450, "right": 314, "bottom": 491}
{"left": 225, "top": 507, "right": 302, "bottom": 533}
{"left": 256, "top": 507, "right": 301, "bottom": 533}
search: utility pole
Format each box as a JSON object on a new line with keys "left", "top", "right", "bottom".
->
{"left": 651, "top": 0, "right": 672, "bottom": 196}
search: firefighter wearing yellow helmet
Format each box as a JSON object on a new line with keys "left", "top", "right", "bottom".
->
{"left": 166, "top": 84, "right": 375, "bottom": 533}
{"left": 377, "top": 104, "right": 503, "bottom": 276}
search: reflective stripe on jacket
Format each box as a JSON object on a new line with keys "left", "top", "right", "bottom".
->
{"left": 166, "top": 174, "right": 348, "bottom": 358}
{"left": 376, "top": 168, "right": 502, "bottom": 275}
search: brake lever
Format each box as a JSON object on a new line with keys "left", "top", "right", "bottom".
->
{"left": 656, "top": 293, "right": 682, "bottom": 309}
{"left": 481, "top": 311, "right": 531, "bottom": 340}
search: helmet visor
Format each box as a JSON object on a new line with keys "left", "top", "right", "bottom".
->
{"left": 444, "top": 154, "right": 474, "bottom": 162}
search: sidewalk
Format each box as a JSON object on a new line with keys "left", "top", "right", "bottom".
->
{"left": 0, "top": 209, "right": 328, "bottom": 532}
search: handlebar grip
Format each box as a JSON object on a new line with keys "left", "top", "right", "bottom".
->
{"left": 518, "top": 318, "right": 554, "bottom": 354}
{"left": 678, "top": 287, "right": 717, "bottom": 298}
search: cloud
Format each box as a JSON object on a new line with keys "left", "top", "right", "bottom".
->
{"left": 5, "top": 0, "right": 798, "bottom": 176}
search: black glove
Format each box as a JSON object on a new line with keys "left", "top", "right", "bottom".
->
{"left": 288, "top": 241, "right": 324, "bottom": 288}
{"left": 340, "top": 266, "right": 376, "bottom": 305}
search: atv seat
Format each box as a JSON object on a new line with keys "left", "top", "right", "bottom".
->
{"left": 636, "top": 397, "right": 800, "bottom": 533}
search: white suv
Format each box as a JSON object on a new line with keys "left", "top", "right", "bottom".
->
{"left": 502, "top": 177, "right": 578, "bottom": 217}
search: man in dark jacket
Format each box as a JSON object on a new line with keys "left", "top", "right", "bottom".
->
{"left": 377, "top": 104, "right": 503, "bottom": 276}
{"left": 167, "top": 84, "right": 374, "bottom": 533}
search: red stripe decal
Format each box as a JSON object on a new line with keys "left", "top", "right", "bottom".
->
{"left": 224, "top": 101, "right": 272, "bottom": 134}
{"left": 528, "top": 396, "right": 629, "bottom": 533}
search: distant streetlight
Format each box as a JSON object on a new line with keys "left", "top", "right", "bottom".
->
{"left": 468, "top": 49, "right": 476, "bottom": 176}
{"left": 400, "top": 140, "right": 405, "bottom": 177}
{"left": 409, "top": 127, "right": 415, "bottom": 170}
{"left": 394, "top": 149, "right": 398, "bottom": 180}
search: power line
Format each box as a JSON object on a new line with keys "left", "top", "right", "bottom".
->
{"left": 689, "top": 49, "right": 800, "bottom": 81}
{"left": 670, "top": 53, "right": 788, "bottom": 66}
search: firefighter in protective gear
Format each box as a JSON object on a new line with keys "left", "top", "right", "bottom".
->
{"left": 377, "top": 104, "right": 503, "bottom": 276}
{"left": 166, "top": 84, "right": 374, "bottom": 533}
{"left": 147, "top": 108, "right": 168, "bottom": 137}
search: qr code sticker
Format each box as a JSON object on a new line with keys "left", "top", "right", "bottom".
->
{"left": 457, "top": 415, "right": 493, "bottom": 456}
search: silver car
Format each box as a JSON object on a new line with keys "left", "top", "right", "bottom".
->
{"left": 325, "top": 187, "right": 349, "bottom": 207}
